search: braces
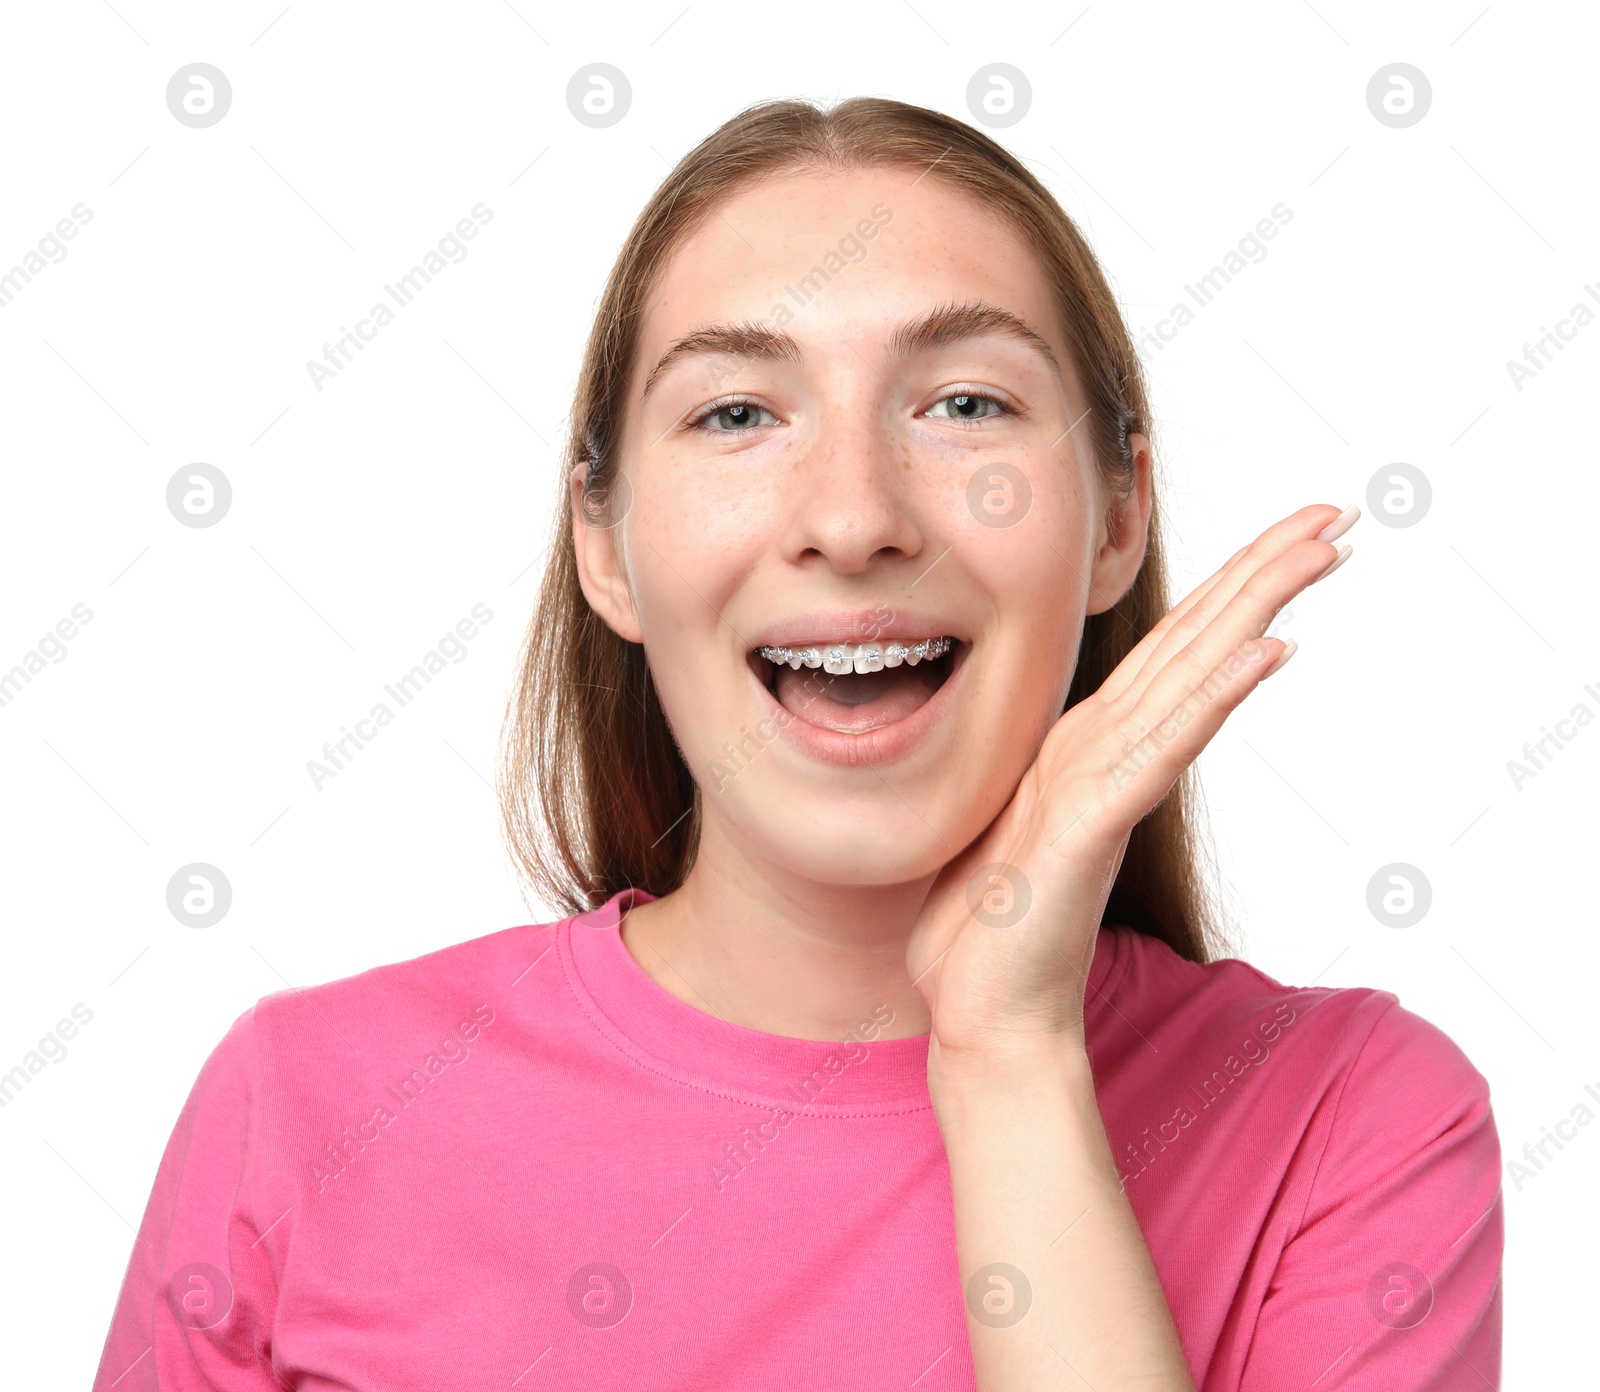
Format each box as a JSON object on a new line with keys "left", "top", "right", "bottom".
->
{"left": 756, "top": 636, "right": 954, "bottom": 675}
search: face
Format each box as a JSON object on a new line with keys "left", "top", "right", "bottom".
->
{"left": 574, "top": 167, "right": 1150, "bottom": 887}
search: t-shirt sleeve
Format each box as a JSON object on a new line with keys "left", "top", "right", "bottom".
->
{"left": 1238, "top": 998, "right": 1503, "bottom": 1391}
{"left": 92, "top": 1004, "right": 288, "bottom": 1391}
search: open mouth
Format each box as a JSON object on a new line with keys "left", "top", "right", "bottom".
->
{"left": 747, "top": 637, "right": 963, "bottom": 734}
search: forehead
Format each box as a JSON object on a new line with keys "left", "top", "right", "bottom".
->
{"left": 633, "top": 166, "right": 1068, "bottom": 395}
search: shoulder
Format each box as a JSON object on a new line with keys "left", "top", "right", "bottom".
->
{"left": 238, "top": 914, "right": 569, "bottom": 1075}
{"left": 1097, "top": 927, "right": 1499, "bottom": 1252}
{"left": 1097, "top": 925, "right": 1491, "bottom": 1132}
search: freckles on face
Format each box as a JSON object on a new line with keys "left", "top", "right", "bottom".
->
{"left": 609, "top": 167, "right": 1106, "bottom": 883}
{"left": 619, "top": 423, "right": 799, "bottom": 647}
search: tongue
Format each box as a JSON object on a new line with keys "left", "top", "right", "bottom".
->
{"left": 773, "top": 661, "right": 945, "bottom": 732}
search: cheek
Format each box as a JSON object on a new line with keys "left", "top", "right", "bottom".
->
{"left": 626, "top": 473, "right": 777, "bottom": 637}
{"left": 958, "top": 472, "right": 1096, "bottom": 713}
{"left": 621, "top": 475, "right": 782, "bottom": 766}
{"left": 960, "top": 461, "right": 1096, "bottom": 611}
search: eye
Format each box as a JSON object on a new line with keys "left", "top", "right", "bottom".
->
{"left": 689, "top": 398, "right": 780, "bottom": 432}
{"left": 925, "top": 390, "right": 1011, "bottom": 423}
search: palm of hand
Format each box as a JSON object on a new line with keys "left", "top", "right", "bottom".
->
{"left": 907, "top": 502, "right": 1357, "bottom": 1059}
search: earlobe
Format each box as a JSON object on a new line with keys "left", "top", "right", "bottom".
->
{"left": 571, "top": 461, "right": 645, "bottom": 644}
{"left": 1084, "top": 433, "right": 1154, "bottom": 616}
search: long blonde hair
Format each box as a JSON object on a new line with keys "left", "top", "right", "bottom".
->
{"left": 496, "top": 96, "right": 1226, "bottom": 963}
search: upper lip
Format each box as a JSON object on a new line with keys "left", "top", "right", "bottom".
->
{"left": 745, "top": 609, "right": 967, "bottom": 651}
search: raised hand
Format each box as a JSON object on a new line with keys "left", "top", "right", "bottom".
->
{"left": 908, "top": 501, "right": 1359, "bottom": 1061}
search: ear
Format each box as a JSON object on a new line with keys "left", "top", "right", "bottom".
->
{"left": 1084, "top": 432, "right": 1154, "bottom": 616}
{"left": 570, "top": 460, "right": 645, "bottom": 644}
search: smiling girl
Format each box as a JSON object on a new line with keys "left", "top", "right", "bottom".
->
{"left": 94, "top": 97, "right": 1502, "bottom": 1391}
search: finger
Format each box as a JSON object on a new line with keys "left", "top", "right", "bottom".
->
{"left": 1097, "top": 502, "right": 1348, "bottom": 708}
{"left": 1125, "top": 536, "right": 1331, "bottom": 744}
{"left": 1092, "top": 549, "right": 1329, "bottom": 823}
{"left": 1095, "top": 504, "right": 1330, "bottom": 705}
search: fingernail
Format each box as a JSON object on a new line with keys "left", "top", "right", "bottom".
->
{"left": 1312, "top": 542, "right": 1352, "bottom": 583}
{"left": 1315, "top": 504, "right": 1361, "bottom": 544}
{"left": 1262, "top": 638, "right": 1298, "bottom": 678}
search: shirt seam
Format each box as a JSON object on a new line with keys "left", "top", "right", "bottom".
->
{"left": 1285, "top": 994, "right": 1401, "bottom": 1240}
{"left": 557, "top": 916, "right": 936, "bottom": 1118}
{"left": 242, "top": 1002, "right": 299, "bottom": 1392}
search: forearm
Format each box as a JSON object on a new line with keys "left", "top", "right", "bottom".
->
{"left": 930, "top": 1039, "right": 1198, "bottom": 1392}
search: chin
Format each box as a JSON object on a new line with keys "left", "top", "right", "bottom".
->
{"left": 776, "top": 836, "right": 952, "bottom": 890}
{"left": 716, "top": 784, "right": 986, "bottom": 889}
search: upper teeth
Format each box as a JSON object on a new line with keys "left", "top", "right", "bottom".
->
{"left": 756, "top": 636, "right": 954, "bottom": 674}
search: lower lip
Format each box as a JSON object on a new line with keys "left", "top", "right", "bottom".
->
{"left": 745, "top": 644, "right": 970, "bottom": 767}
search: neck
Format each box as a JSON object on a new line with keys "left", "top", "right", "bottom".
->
{"left": 619, "top": 813, "right": 936, "bottom": 1042}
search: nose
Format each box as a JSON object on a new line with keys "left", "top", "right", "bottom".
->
{"left": 782, "top": 412, "right": 926, "bottom": 576}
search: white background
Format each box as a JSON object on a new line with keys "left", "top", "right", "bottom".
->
{"left": 1, "top": 1, "right": 1593, "bottom": 1384}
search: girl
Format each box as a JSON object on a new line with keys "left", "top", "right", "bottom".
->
{"left": 94, "top": 97, "right": 1502, "bottom": 1391}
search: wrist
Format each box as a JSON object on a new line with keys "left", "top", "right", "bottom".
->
{"left": 927, "top": 1028, "right": 1096, "bottom": 1105}
{"left": 927, "top": 1032, "right": 1124, "bottom": 1198}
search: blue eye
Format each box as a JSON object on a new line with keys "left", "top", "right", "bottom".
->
{"left": 927, "top": 391, "right": 1008, "bottom": 422}
{"left": 691, "top": 400, "right": 779, "bottom": 431}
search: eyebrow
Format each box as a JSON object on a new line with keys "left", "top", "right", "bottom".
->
{"left": 639, "top": 299, "right": 1062, "bottom": 401}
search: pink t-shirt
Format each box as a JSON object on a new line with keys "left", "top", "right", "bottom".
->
{"left": 93, "top": 889, "right": 1502, "bottom": 1390}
